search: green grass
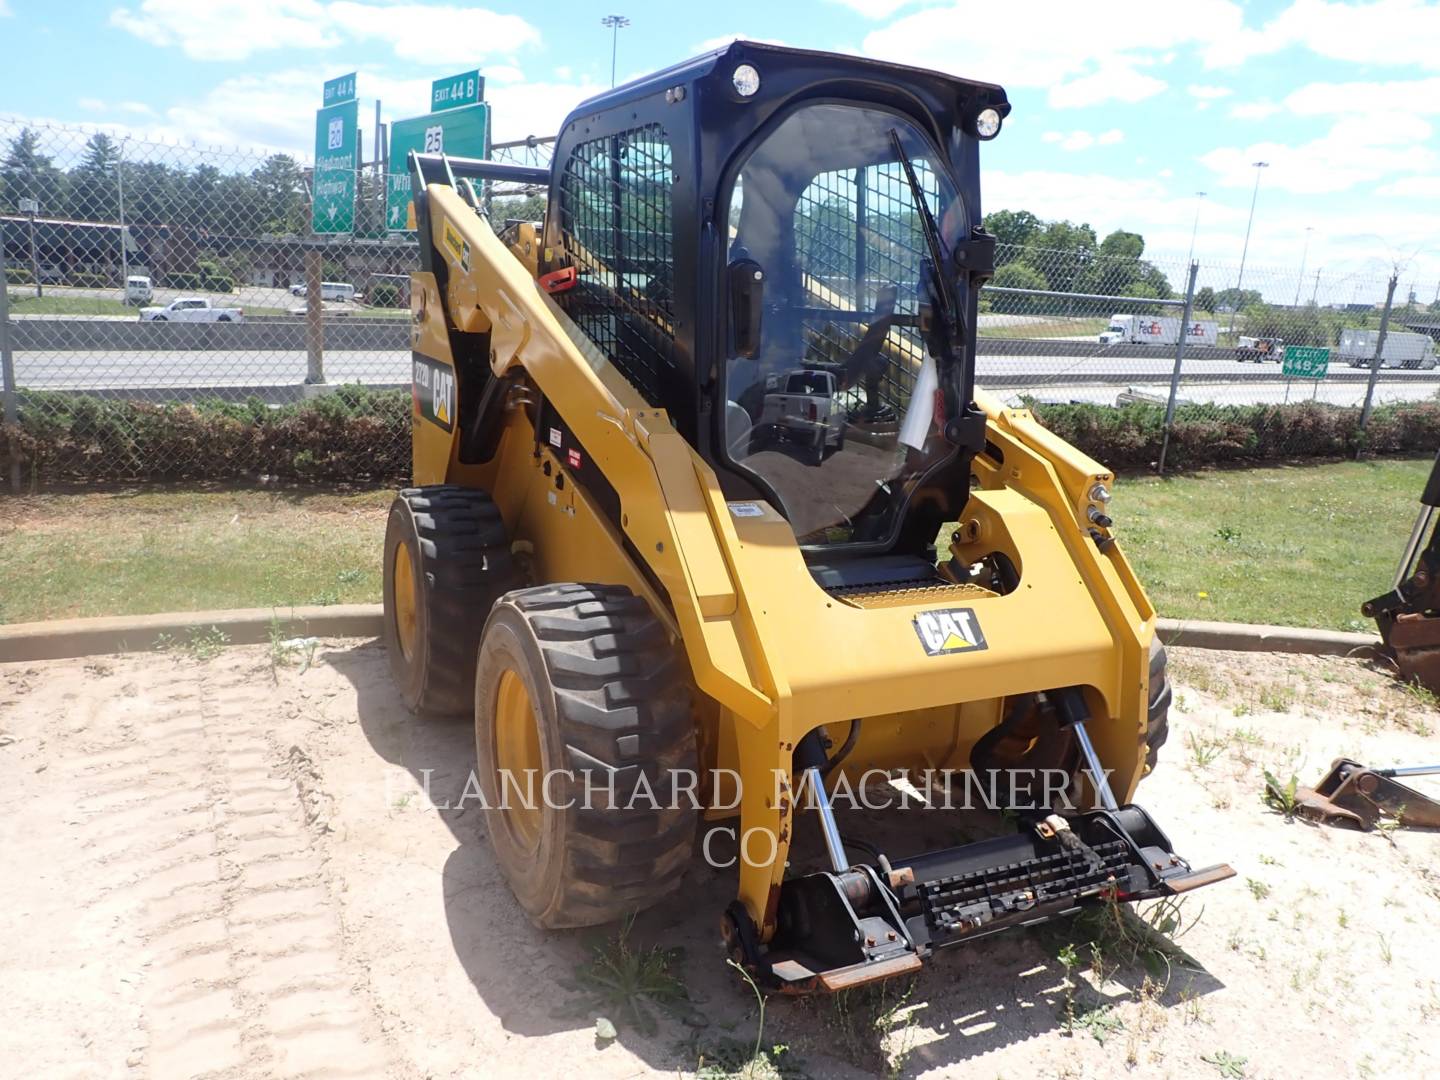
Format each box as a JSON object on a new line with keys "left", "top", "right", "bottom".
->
{"left": 6, "top": 293, "right": 135, "bottom": 316}
{"left": 5, "top": 293, "right": 291, "bottom": 317}
{"left": 1118, "top": 456, "right": 1429, "bottom": 630}
{"left": 979, "top": 315, "right": 1109, "bottom": 339}
{"left": 0, "top": 457, "right": 1427, "bottom": 628}
{"left": 0, "top": 487, "right": 391, "bottom": 624}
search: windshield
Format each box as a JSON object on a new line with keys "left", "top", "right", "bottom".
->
{"left": 722, "top": 104, "right": 966, "bottom": 549}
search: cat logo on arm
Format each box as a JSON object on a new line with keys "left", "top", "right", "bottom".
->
{"left": 912, "top": 607, "right": 988, "bottom": 656}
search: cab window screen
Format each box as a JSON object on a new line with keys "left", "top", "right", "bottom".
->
{"left": 558, "top": 124, "right": 675, "bottom": 405}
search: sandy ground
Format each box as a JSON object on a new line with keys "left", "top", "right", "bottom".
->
{"left": 2, "top": 641, "right": 1438, "bottom": 1080}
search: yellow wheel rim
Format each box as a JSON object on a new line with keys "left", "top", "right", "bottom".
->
{"left": 392, "top": 542, "right": 418, "bottom": 662}
{"left": 494, "top": 668, "right": 544, "bottom": 851}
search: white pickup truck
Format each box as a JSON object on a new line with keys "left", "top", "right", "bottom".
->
{"left": 138, "top": 297, "right": 245, "bottom": 323}
{"left": 759, "top": 368, "right": 847, "bottom": 464}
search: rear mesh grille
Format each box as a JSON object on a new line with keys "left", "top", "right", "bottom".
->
{"left": 830, "top": 581, "right": 994, "bottom": 610}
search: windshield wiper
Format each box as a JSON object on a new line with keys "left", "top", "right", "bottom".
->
{"left": 888, "top": 128, "right": 959, "bottom": 345}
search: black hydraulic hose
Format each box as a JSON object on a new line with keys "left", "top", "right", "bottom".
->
{"left": 822, "top": 719, "right": 861, "bottom": 775}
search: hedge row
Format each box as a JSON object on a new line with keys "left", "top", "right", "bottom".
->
{"left": 1030, "top": 399, "right": 1440, "bottom": 470}
{"left": 2, "top": 389, "right": 1438, "bottom": 487}
{"left": 1, "top": 385, "right": 411, "bottom": 484}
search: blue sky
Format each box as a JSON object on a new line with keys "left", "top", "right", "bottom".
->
{"left": 3, "top": 0, "right": 1439, "bottom": 297}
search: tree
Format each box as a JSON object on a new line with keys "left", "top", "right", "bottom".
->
{"left": 1195, "top": 286, "right": 1217, "bottom": 313}
{"left": 983, "top": 208, "right": 1042, "bottom": 265}
{"left": 249, "top": 154, "right": 307, "bottom": 235}
{"left": 1098, "top": 229, "right": 1144, "bottom": 260}
{"left": 988, "top": 260, "right": 1047, "bottom": 314}
{"left": 1, "top": 128, "right": 67, "bottom": 214}
{"left": 68, "top": 133, "right": 120, "bottom": 221}
{"left": 1022, "top": 220, "right": 1097, "bottom": 291}
{"left": 1215, "top": 287, "right": 1262, "bottom": 312}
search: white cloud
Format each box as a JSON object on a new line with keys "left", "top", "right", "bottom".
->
{"left": 1187, "top": 85, "right": 1233, "bottom": 100}
{"left": 1235, "top": 0, "right": 1440, "bottom": 70}
{"left": 329, "top": 3, "right": 538, "bottom": 64}
{"left": 1376, "top": 176, "right": 1440, "bottom": 199}
{"left": 110, "top": 0, "right": 339, "bottom": 61}
{"left": 1282, "top": 76, "right": 1440, "bottom": 116}
{"left": 863, "top": 0, "right": 1247, "bottom": 99}
{"left": 108, "top": 0, "right": 538, "bottom": 63}
{"left": 78, "top": 98, "right": 156, "bottom": 116}
{"left": 691, "top": 33, "right": 789, "bottom": 53}
{"left": 1049, "top": 62, "right": 1167, "bottom": 108}
{"left": 1199, "top": 113, "right": 1438, "bottom": 195}
{"left": 824, "top": 0, "right": 923, "bottom": 16}
{"left": 1042, "top": 128, "right": 1125, "bottom": 151}
{"left": 1230, "top": 101, "right": 1282, "bottom": 120}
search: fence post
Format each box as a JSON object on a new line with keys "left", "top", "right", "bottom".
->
{"left": 304, "top": 248, "right": 325, "bottom": 386}
{"left": 1156, "top": 260, "right": 1199, "bottom": 476}
{"left": 1357, "top": 274, "right": 1399, "bottom": 438}
{"left": 0, "top": 219, "right": 20, "bottom": 493}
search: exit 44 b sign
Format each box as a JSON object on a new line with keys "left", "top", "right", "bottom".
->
{"left": 1282, "top": 345, "right": 1330, "bottom": 379}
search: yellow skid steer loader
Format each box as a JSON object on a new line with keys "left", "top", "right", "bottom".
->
{"left": 383, "top": 41, "right": 1232, "bottom": 993}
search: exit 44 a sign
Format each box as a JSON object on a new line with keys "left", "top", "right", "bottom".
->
{"left": 1282, "top": 345, "right": 1330, "bottom": 379}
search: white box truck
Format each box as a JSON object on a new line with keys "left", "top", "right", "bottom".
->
{"left": 1098, "top": 314, "right": 1219, "bottom": 346}
{"left": 1340, "top": 328, "right": 1437, "bottom": 369}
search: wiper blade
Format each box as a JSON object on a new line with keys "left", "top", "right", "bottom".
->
{"left": 888, "top": 128, "right": 958, "bottom": 337}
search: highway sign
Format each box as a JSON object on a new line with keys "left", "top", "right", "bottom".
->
{"left": 386, "top": 103, "right": 490, "bottom": 233}
{"left": 324, "top": 72, "right": 357, "bottom": 106}
{"left": 312, "top": 99, "right": 359, "bottom": 234}
{"left": 1282, "top": 345, "right": 1330, "bottom": 379}
{"left": 431, "top": 70, "right": 484, "bottom": 112}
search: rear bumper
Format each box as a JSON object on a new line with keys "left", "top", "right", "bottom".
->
{"left": 724, "top": 804, "right": 1232, "bottom": 994}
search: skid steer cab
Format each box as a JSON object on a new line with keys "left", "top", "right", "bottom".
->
{"left": 382, "top": 40, "right": 1232, "bottom": 993}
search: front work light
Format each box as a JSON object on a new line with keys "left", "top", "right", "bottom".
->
{"left": 975, "top": 107, "right": 1002, "bottom": 139}
{"left": 732, "top": 64, "right": 761, "bottom": 97}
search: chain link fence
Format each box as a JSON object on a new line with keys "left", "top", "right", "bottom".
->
{"left": 2, "top": 114, "right": 1438, "bottom": 488}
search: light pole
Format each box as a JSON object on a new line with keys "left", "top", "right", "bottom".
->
{"left": 117, "top": 137, "right": 130, "bottom": 292}
{"left": 1185, "top": 191, "right": 1206, "bottom": 269}
{"left": 1312, "top": 267, "right": 1322, "bottom": 305}
{"left": 1227, "top": 160, "right": 1268, "bottom": 338}
{"left": 1293, "top": 225, "right": 1313, "bottom": 306}
{"left": 601, "top": 14, "right": 630, "bottom": 88}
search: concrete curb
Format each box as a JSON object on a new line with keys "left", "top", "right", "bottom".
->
{"left": 0, "top": 605, "right": 1384, "bottom": 664}
{"left": 0, "top": 605, "right": 383, "bottom": 663}
{"left": 1156, "top": 617, "right": 1381, "bottom": 657}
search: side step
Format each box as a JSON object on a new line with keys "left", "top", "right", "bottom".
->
{"left": 725, "top": 805, "right": 1233, "bottom": 994}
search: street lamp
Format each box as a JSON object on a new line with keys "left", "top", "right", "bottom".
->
{"left": 1185, "top": 191, "right": 1206, "bottom": 268}
{"left": 1227, "top": 160, "right": 1268, "bottom": 337}
{"left": 602, "top": 14, "right": 630, "bottom": 88}
{"left": 118, "top": 136, "right": 130, "bottom": 293}
{"left": 1293, "top": 225, "right": 1313, "bottom": 307}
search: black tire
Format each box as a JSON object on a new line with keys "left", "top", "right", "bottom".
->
{"left": 474, "top": 583, "right": 698, "bottom": 928}
{"left": 1144, "top": 636, "right": 1172, "bottom": 775}
{"left": 383, "top": 485, "right": 519, "bottom": 715}
{"left": 217, "top": 315, "right": 232, "bottom": 322}
{"left": 152, "top": 315, "right": 167, "bottom": 322}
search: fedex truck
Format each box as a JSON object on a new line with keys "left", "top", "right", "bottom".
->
{"left": 1097, "top": 314, "right": 1220, "bottom": 346}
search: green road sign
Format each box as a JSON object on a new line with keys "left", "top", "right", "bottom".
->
{"left": 312, "top": 99, "right": 358, "bottom": 234}
{"left": 386, "top": 103, "right": 490, "bottom": 233}
{"left": 431, "top": 70, "right": 484, "bottom": 111}
{"left": 1282, "top": 344, "right": 1330, "bottom": 379}
{"left": 324, "top": 72, "right": 357, "bottom": 106}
